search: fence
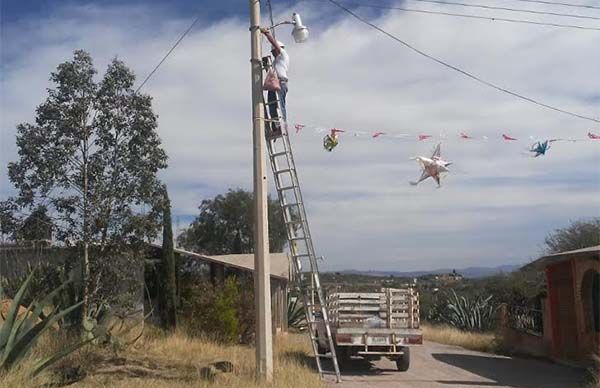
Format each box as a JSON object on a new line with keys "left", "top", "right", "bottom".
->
{"left": 508, "top": 305, "right": 543, "bottom": 336}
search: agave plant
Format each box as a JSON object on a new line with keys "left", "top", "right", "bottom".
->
{"left": 430, "top": 289, "right": 497, "bottom": 332}
{"left": 287, "top": 296, "right": 306, "bottom": 330}
{"left": 82, "top": 300, "right": 149, "bottom": 356}
{"left": 0, "top": 271, "right": 92, "bottom": 376}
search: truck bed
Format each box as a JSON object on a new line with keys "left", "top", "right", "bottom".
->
{"left": 326, "top": 288, "right": 423, "bottom": 354}
{"left": 328, "top": 288, "right": 420, "bottom": 329}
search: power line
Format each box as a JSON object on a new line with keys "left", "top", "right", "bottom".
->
{"left": 267, "top": 0, "right": 277, "bottom": 38}
{"left": 135, "top": 15, "right": 202, "bottom": 93}
{"left": 326, "top": 1, "right": 600, "bottom": 30}
{"left": 326, "top": 0, "right": 600, "bottom": 124}
{"left": 508, "top": 0, "right": 600, "bottom": 11}
{"left": 404, "top": 0, "right": 600, "bottom": 20}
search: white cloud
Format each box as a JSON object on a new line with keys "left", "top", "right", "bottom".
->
{"left": 1, "top": 3, "right": 599, "bottom": 271}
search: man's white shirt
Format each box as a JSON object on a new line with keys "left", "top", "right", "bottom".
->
{"left": 273, "top": 49, "right": 289, "bottom": 81}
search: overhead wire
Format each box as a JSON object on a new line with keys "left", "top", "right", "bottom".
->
{"left": 403, "top": 0, "right": 600, "bottom": 20}
{"left": 325, "top": 0, "right": 600, "bottom": 124}
{"left": 135, "top": 14, "right": 202, "bottom": 93}
{"left": 267, "top": 0, "right": 277, "bottom": 38}
{"left": 324, "top": 1, "right": 600, "bottom": 30}
{"left": 507, "top": 0, "right": 600, "bottom": 11}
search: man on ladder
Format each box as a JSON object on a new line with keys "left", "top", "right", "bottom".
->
{"left": 261, "top": 27, "right": 289, "bottom": 137}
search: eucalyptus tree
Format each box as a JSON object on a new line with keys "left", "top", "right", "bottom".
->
{"left": 6, "top": 50, "right": 168, "bottom": 316}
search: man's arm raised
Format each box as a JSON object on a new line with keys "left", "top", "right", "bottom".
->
{"left": 260, "top": 27, "right": 281, "bottom": 56}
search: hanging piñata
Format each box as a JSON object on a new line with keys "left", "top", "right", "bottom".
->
{"left": 529, "top": 140, "right": 551, "bottom": 157}
{"left": 323, "top": 129, "right": 344, "bottom": 152}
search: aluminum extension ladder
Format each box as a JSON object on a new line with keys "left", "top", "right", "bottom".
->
{"left": 261, "top": 57, "right": 342, "bottom": 383}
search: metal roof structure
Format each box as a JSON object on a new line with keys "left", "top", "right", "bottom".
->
{"left": 522, "top": 245, "right": 600, "bottom": 271}
{"left": 149, "top": 244, "right": 290, "bottom": 280}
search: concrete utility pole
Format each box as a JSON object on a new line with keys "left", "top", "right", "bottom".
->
{"left": 249, "top": 0, "right": 273, "bottom": 382}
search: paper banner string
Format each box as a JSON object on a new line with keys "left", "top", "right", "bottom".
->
{"left": 290, "top": 123, "right": 599, "bottom": 144}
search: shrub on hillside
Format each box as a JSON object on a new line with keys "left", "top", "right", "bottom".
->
{"left": 179, "top": 276, "right": 254, "bottom": 343}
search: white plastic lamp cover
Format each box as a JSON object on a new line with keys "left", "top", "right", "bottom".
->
{"left": 292, "top": 26, "right": 309, "bottom": 43}
{"left": 291, "top": 13, "right": 309, "bottom": 43}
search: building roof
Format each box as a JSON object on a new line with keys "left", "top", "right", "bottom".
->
{"left": 522, "top": 245, "right": 600, "bottom": 271}
{"left": 150, "top": 244, "right": 290, "bottom": 280}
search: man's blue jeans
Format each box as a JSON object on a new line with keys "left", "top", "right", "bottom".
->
{"left": 268, "top": 81, "right": 288, "bottom": 123}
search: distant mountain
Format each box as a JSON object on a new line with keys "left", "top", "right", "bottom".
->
{"left": 334, "top": 264, "right": 522, "bottom": 279}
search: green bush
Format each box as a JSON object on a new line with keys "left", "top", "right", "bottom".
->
{"left": 179, "top": 276, "right": 253, "bottom": 343}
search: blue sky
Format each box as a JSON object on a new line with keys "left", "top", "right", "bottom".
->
{"left": 1, "top": 0, "right": 599, "bottom": 271}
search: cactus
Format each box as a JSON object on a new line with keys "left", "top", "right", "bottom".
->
{"left": 287, "top": 296, "right": 306, "bottom": 330}
{"left": 429, "top": 289, "right": 497, "bottom": 331}
{"left": 0, "top": 271, "right": 92, "bottom": 375}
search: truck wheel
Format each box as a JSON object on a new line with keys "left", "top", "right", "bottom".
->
{"left": 335, "top": 347, "right": 351, "bottom": 369}
{"left": 396, "top": 347, "right": 410, "bottom": 372}
{"left": 317, "top": 342, "right": 327, "bottom": 355}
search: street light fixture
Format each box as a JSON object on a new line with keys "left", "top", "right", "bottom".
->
{"left": 291, "top": 13, "right": 309, "bottom": 43}
{"left": 269, "top": 13, "right": 309, "bottom": 43}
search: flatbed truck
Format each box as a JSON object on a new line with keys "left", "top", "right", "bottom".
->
{"left": 317, "top": 287, "right": 422, "bottom": 371}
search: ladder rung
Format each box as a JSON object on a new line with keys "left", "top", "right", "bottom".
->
{"left": 282, "top": 202, "right": 301, "bottom": 208}
{"left": 286, "top": 220, "right": 303, "bottom": 225}
{"left": 275, "top": 168, "right": 293, "bottom": 175}
{"left": 278, "top": 185, "right": 296, "bottom": 191}
{"left": 290, "top": 236, "right": 307, "bottom": 241}
{"left": 265, "top": 100, "right": 280, "bottom": 105}
{"left": 271, "top": 151, "right": 288, "bottom": 158}
{"left": 317, "top": 353, "right": 334, "bottom": 359}
{"left": 293, "top": 253, "right": 310, "bottom": 258}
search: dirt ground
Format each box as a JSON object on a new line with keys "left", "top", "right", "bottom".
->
{"left": 326, "top": 341, "right": 586, "bottom": 388}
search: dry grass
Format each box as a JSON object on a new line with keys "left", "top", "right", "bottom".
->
{"left": 0, "top": 327, "right": 325, "bottom": 388}
{"left": 587, "top": 354, "right": 600, "bottom": 388}
{"left": 422, "top": 323, "right": 498, "bottom": 353}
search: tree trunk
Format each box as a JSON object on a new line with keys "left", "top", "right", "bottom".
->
{"left": 81, "top": 120, "right": 90, "bottom": 324}
{"left": 158, "top": 189, "right": 177, "bottom": 329}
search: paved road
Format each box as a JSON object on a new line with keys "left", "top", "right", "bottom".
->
{"left": 326, "top": 341, "right": 586, "bottom": 388}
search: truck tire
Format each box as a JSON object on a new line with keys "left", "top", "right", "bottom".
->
{"left": 317, "top": 341, "right": 327, "bottom": 355}
{"left": 395, "top": 347, "right": 410, "bottom": 372}
{"left": 335, "top": 346, "right": 351, "bottom": 369}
